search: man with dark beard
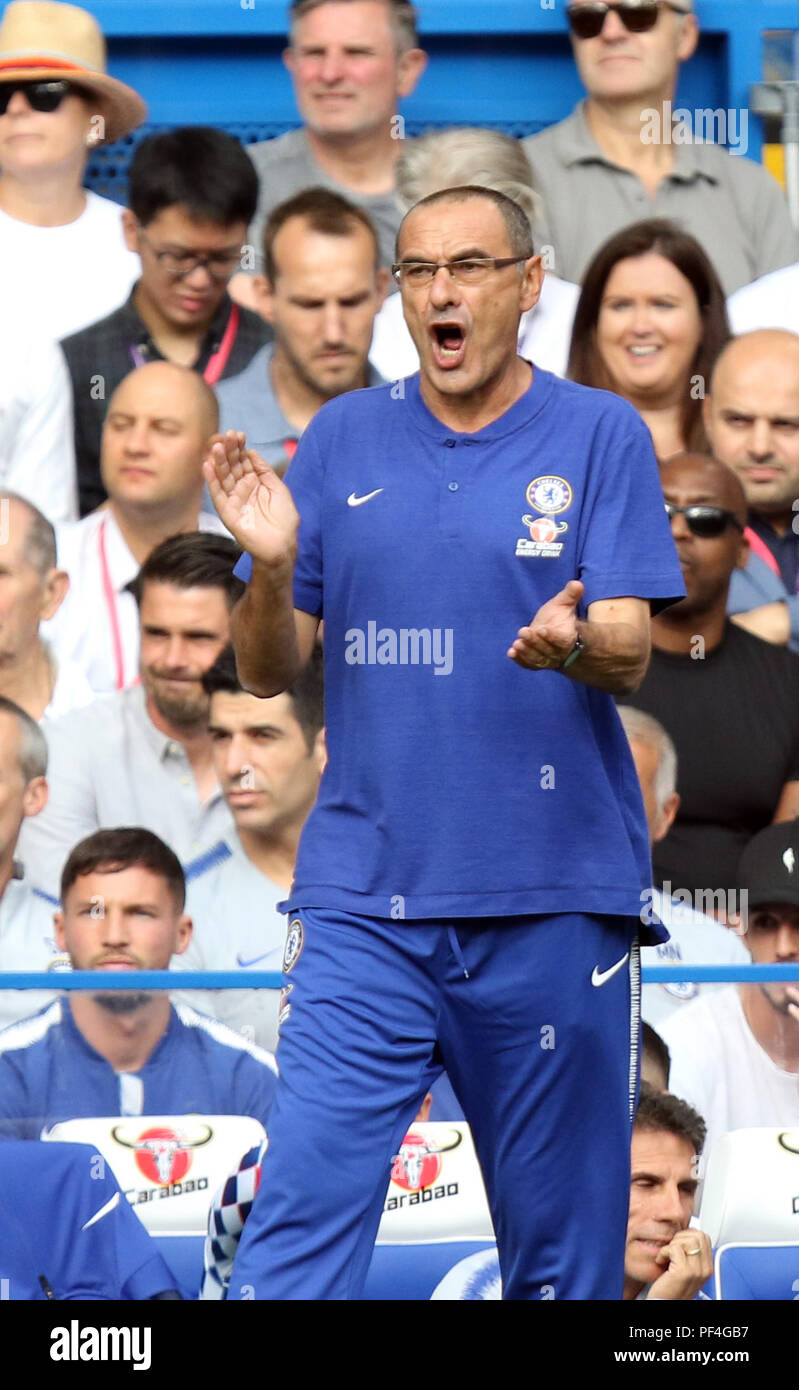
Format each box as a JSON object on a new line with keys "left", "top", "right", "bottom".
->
{"left": 0, "top": 828, "right": 276, "bottom": 1139}
{"left": 18, "top": 534, "right": 241, "bottom": 898}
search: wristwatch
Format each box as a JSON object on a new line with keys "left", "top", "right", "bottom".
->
{"left": 560, "top": 630, "right": 585, "bottom": 671}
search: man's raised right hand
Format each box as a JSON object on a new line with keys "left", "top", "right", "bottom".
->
{"left": 203, "top": 430, "right": 300, "bottom": 565}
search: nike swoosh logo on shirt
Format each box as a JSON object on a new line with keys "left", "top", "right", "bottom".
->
{"left": 591, "top": 952, "right": 630, "bottom": 988}
{"left": 347, "top": 489, "right": 384, "bottom": 507}
{"left": 81, "top": 1190, "right": 120, "bottom": 1231}
{"left": 236, "top": 951, "right": 281, "bottom": 969}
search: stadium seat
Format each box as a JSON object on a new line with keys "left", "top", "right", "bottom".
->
{"left": 699, "top": 1127, "right": 799, "bottom": 1246}
{"left": 714, "top": 1243, "right": 799, "bottom": 1300}
{"left": 43, "top": 1115, "right": 267, "bottom": 1234}
{"left": 363, "top": 1121, "right": 497, "bottom": 1300}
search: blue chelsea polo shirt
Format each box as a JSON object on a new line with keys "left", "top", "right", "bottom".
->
{"left": 236, "top": 369, "right": 684, "bottom": 929}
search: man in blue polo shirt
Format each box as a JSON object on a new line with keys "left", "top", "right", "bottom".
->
{"left": 204, "top": 186, "right": 684, "bottom": 1300}
{"left": 0, "top": 827, "right": 277, "bottom": 1139}
{"left": 0, "top": 1140, "right": 181, "bottom": 1301}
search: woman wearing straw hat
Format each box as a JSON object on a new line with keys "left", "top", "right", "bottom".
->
{"left": 0, "top": 0, "right": 147, "bottom": 339}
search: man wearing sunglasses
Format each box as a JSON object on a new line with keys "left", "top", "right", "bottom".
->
{"left": 0, "top": 1, "right": 145, "bottom": 342}
{"left": 523, "top": 0, "right": 799, "bottom": 295}
{"left": 60, "top": 127, "right": 272, "bottom": 516}
{"left": 618, "top": 450, "right": 799, "bottom": 909}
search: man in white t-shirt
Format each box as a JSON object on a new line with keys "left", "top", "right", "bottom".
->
{"left": 0, "top": 494, "right": 92, "bottom": 724}
{"left": 0, "top": 2, "right": 145, "bottom": 341}
{"left": 172, "top": 644, "right": 325, "bottom": 1051}
{"left": 44, "top": 362, "right": 229, "bottom": 696}
{"left": 617, "top": 705, "right": 749, "bottom": 1029}
{"left": 0, "top": 698, "right": 66, "bottom": 1031}
{"left": 728, "top": 263, "right": 799, "bottom": 337}
{"left": 0, "top": 336, "right": 77, "bottom": 526}
{"left": 661, "top": 821, "right": 799, "bottom": 1171}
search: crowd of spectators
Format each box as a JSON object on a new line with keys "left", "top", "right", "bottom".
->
{"left": 1, "top": 0, "right": 799, "bottom": 1299}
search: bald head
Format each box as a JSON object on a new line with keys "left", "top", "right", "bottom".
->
{"left": 704, "top": 331, "right": 799, "bottom": 524}
{"left": 710, "top": 330, "right": 799, "bottom": 397}
{"left": 102, "top": 363, "right": 220, "bottom": 517}
{"left": 658, "top": 451, "right": 749, "bottom": 621}
{"left": 107, "top": 362, "right": 219, "bottom": 439}
{"left": 660, "top": 451, "right": 747, "bottom": 524}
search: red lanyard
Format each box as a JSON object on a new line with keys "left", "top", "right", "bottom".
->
{"left": 283, "top": 439, "right": 298, "bottom": 462}
{"left": 128, "top": 304, "right": 240, "bottom": 384}
{"left": 744, "top": 525, "right": 781, "bottom": 579}
{"left": 203, "top": 304, "right": 240, "bottom": 385}
{"left": 98, "top": 515, "right": 127, "bottom": 692}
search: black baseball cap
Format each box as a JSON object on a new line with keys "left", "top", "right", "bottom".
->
{"left": 738, "top": 821, "right": 799, "bottom": 911}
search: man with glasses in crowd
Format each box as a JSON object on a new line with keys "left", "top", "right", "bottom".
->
{"left": 618, "top": 451, "right": 799, "bottom": 906}
{"left": 523, "top": 0, "right": 798, "bottom": 293}
{"left": 206, "top": 185, "right": 684, "bottom": 1300}
{"left": 60, "top": 126, "right": 272, "bottom": 516}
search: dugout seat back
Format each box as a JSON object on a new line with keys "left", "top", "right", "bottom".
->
{"left": 714, "top": 1242, "right": 799, "bottom": 1300}
{"left": 698, "top": 1127, "right": 799, "bottom": 1246}
{"left": 364, "top": 1121, "right": 497, "bottom": 1300}
{"left": 43, "top": 1115, "right": 267, "bottom": 1235}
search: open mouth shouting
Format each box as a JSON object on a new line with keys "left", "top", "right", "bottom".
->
{"left": 430, "top": 320, "right": 467, "bottom": 370}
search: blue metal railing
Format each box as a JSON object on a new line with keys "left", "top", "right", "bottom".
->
{"left": 0, "top": 965, "right": 798, "bottom": 990}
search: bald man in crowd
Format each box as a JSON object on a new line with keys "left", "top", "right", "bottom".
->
{"left": 44, "top": 362, "right": 229, "bottom": 696}
{"left": 617, "top": 452, "right": 799, "bottom": 901}
{"left": 703, "top": 330, "right": 799, "bottom": 651}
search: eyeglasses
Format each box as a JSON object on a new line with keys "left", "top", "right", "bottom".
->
{"left": 391, "top": 256, "right": 529, "bottom": 287}
{"left": 136, "top": 227, "right": 242, "bottom": 282}
{"left": 664, "top": 503, "right": 744, "bottom": 538}
{"left": 0, "top": 79, "right": 88, "bottom": 116}
{"left": 566, "top": 1, "right": 690, "bottom": 40}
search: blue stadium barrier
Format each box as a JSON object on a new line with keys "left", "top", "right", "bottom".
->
{"left": 2, "top": 964, "right": 799, "bottom": 990}
{"left": 61, "top": 0, "right": 797, "bottom": 200}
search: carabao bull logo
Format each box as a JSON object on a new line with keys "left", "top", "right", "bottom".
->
{"left": 111, "top": 1123, "right": 213, "bottom": 1186}
{"left": 522, "top": 514, "right": 568, "bottom": 543}
{"left": 390, "top": 1129, "right": 463, "bottom": 1192}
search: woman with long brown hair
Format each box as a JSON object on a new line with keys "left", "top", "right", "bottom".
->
{"left": 568, "top": 219, "right": 730, "bottom": 459}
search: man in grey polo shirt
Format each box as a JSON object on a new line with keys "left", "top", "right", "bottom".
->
{"left": 18, "top": 534, "right": 239, "bottom": 899}
{"left": 217, "top": 188, "right": 386, "bottom": 473}
{"left": 238, "top": 0, "right": 427, "bottom": 288}
{"left": 524, "top": 0, "right": 798, "bottom": 294}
